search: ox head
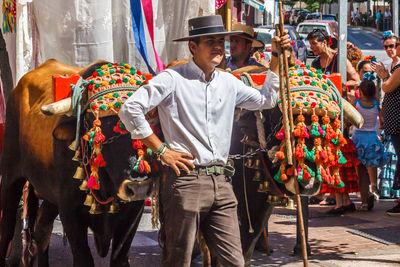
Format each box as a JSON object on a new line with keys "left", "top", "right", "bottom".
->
{"left": 44, "top": 62, "right": 160, "bottom": 205}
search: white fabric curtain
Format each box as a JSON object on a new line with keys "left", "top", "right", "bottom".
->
{"left": 26, "top": 0, "right": 214, "bottom": 77}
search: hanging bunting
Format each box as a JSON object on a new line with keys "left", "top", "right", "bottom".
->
{"left": 2, "top": 0, "right": 16, "bottom": 33}
{"left": 215, "top": 0, "right": 227, "bottom": 9}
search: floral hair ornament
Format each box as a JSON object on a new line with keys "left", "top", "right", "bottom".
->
{"left": 362, "top": 71, "right": 376, "bottom": 81}
{"left": 382, "top": 30, "right": 394, "bottom": 42}
{"left": 363, "top": 56, "right": 377, "bottom": 63}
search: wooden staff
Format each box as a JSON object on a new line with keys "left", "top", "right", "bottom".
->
{"left": 277, "top": 1, "right": 309, "bottom": 266}
{"left": 275, "top": 28, "right": 293, "bottom": 165}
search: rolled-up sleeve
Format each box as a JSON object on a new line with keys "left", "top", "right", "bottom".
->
{"left": 235, "top": 70, "right": 279, "bottom": 110}
{"left": 119, "top": 71, "right": 174, "bottom": 139}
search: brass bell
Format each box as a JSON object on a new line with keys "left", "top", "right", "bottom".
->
{"left": 83, "top": 194, "right": 94, "bottom": 206}
{"left": 252, "top": 159, "right": 261, "bottom": 170}
{"left": 89, "top": 202, "right": 103, "bottom": 215}
{"left": 108, "top": 201, "right": 120, "bottom": 214}
{"left": 72, "top": 150, "right": 80, "bottom": 162}
{"left": 267, "top": 195, "right": 273, "bottom": 203}
{"left": 272, "top": 195, "right": 280, "bottom": 203}
{"left": 263, "top": 181, "right": 269, "bottom": 190}
{"left": 257, "top": 183, "right": 265, "bottom": 193}
{"left": 68, "top": 140, "right": 77, "bottom": 151}
{"left": 73, "top": 166, "right": 85, "bottom": 180}
{"left": 285, "top": 198, "right": 296, "bottom": 210}
{"left": 79, "top": 180, "right": 88, "bottom": 191}
{"left": 252, "top": 170, "right": 262, "bottom": 182}
{"left": 245, "top": 157, "right": 253, "bottom": 168}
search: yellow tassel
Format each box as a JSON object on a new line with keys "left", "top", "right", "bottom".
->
{"left": 73, "top": 166, "right": 85, "bottom": 180}
{"left": 83, "top": 194, "right": 94, "bottom": 206}
{"left": 89, "top": 202, "right": 102, "bottom": 215}
{"left": 79, "top": 180, "right": 88, "bottom": 191}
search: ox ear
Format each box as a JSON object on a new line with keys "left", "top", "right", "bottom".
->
{"left": 53, "top": 119, "right": 76, "bottom": 141}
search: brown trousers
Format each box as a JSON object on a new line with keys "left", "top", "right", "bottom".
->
{"left": 160, "top": 169, "right": 244, "bottom": 267}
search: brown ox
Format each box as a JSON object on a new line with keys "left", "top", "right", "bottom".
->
{"left": 0, "top": 59, "right": 149, "bottom": 266}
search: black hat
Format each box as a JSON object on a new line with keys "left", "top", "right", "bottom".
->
{"left": 173, "top": 15, "right": 242, "bottom": 42}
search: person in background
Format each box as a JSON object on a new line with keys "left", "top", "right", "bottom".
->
{"left": 380, "top": 39, "right": 400, "bottom": 215}
{"left": 351, "top": 80, "right": 387, "bottom": 211}
{"left": 372, "top": 32, "right": 400, "bottom": 201}
{"left": 376, "top": 10, "right": 382, "bottom": 31}
{"left": 307, "top": 29, "right": 360, "bottom": 87}
{"left": 226, "top": 24, "right": 264, "bottom": 71}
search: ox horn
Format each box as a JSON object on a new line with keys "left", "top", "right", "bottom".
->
{"left": 41, "top": 97, "right": 72, "bottom": 116}
{"left": 341, "top": 98, "right": 364, "bottom": 129}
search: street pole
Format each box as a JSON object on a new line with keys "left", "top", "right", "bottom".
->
{"left": 227, "top": 0, "right": 232, "bottom": 31}
{"left": 338, "top": 0, "right": 347, "bottom": 87}
{"left": 394, "top": 0, "right": 399, "bottom": 36}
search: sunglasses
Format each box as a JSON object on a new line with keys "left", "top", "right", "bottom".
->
{"left": 383, "top": 43, "right": 399, "bottom": 49}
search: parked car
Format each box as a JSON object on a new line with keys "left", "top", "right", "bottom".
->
{"left": 305, "top": 13, "right": 337, "bottom": 21}
{"left": 254, "top": 28, "right": 273, "bottom": 61}
{"left": 296, "top": 10, "right": 311, "bottom": 24}
{"left": 257, "top": 25, "right": 307, "bottom": 63}
{"left": 296, "top": 20, "right": 338, "bottom": 57}
{"left": 284, "top": 10, "right": 292, "bottom": 24}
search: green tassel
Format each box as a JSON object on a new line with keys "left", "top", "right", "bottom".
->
{"left": 338, "top": 151, "right": 347, "bottom": 164}
{"left": 310, "top": 124, "right": 320, "bottom": 137}
{"left": 331, "top": 137, "right": 339, "bottom": 145}
{"left": 146, "top": 148, "right": 153, "bottom": 156}
{"left": 132, "top": 161, "right": 139, "bottom": 172}
{"left": 297, "top": 168, "right": 304, "bottom": 181}
{"left": 316, "top": 168, "right": 322, "bottom": 182}
{"left": 305, "top": 149, "right": 315, "bottom": 162}
{"left": 307, "top": 166, "right": 315, "bottom": 177}
{"left": 274, "top": 169, "right": 282, "bottom": 183}
{"left": 321, "top": 125, "right": 326, "bottom": 138}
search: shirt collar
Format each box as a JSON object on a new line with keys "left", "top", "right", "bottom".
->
{"left": 188, "top": 58, "right": 217, "bottom": 83}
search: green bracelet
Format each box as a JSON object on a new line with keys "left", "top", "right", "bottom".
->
{"left": 154, "top": 142, "right": 166, "bottom": 154}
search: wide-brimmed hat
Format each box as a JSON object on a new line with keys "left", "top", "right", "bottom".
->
{"left": 173, "top": 15, "right": 242, "bottom": 42}
{"left": 231, "top": 24, "right": 264, "bottom": 48}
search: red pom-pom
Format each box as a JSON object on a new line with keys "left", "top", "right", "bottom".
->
{"left": 94, "top": 153, "right": 106, "bottom": 167}
{"left": 88, "top": 84, "right": 94, "bottom": 91}
{"left": 91, "top": 104, "right": 98, "bottom": 111}
{"left": 92, "top": 71, "right": 98, "bottom": 77}
{"left": 93, "top": 132, "right": 105, "bottom": 144}
{"left": 311, "top": 102, "right": 316, "bottom": 108}
{"left": 87, "top": 175, "right": 100, "bottom": 189}
{"left": 113, "top": 63, "right": 118, "bottom": 66}
{"left": 304, "top": 79, "right": 310, "bottom": 84}
{"left": 116, "top": 78, "right": 122, "bottom": 83}
{"left": 132, "top": 139, "right": 143, "bottom": 149}
{"left": 137, "top": 70, "right": 142, "bottom": 75}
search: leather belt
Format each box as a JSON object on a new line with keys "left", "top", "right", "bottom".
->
{"left": 194, "top": 164, "right": 235, "bottom": 177}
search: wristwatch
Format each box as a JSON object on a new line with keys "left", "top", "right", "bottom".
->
{"left": 271, "top": 51, "right": 278, "bottom": 58}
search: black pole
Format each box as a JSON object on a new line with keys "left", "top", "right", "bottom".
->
{"left": 293, "top": 196, "right": 311, "bottom": 256}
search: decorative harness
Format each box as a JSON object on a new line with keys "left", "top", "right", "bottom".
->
{"left": 70, "top": 62, "right": 161, "bottom": 214}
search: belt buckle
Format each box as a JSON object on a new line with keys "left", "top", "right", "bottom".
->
{"left": 206, "top": 166, "right": 211, "bottom": 175}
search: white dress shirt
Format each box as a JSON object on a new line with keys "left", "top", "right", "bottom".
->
{"left": 119, "top": 59, "right": 279, "bottom": 166}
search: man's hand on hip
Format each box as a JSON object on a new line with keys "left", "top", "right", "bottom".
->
{"left": 161, "top": 148, "right": 195, "bottom": 176}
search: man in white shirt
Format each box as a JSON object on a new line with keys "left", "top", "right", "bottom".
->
{"left": 119, "top": 15, "right": 290, "bottom": 266}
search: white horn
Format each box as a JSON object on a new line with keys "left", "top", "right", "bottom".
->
{"left": 41, "top": 97, "right": 72, "bottom": 116}
{"left": 342, "top": 98, "right": 364, "bottom": 129}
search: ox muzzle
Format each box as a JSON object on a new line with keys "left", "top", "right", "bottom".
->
{"left": 117, "top": 177, "right": 153, "bottom": 202}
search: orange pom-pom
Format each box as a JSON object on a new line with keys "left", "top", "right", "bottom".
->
{"left": 277, "top": 151, "right": 285, "bottom": 160}
{"left": 93, "top": 119, "right": 101, "bottom": 127}
{"left": 281, "top": 173, "right": 288, "bottom": 181}
{"left": 143, "top": 160, "right": 151, "bottom": 174}
{"left": 286, "top": 167, "right": 294, "bottom": 176}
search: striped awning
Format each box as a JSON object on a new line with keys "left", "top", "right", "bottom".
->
{"left": 244, "top": 0, "right": 265, "bottom": 12}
